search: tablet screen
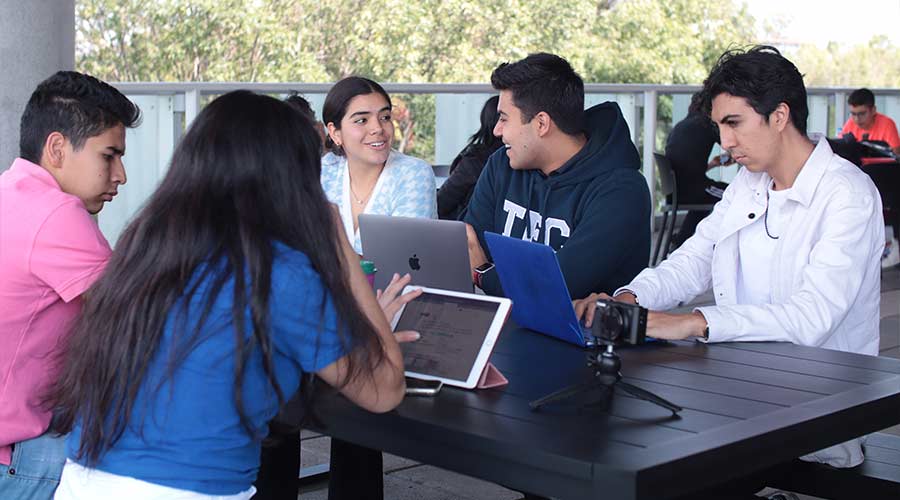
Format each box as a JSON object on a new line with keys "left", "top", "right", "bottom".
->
{"left": 396, "top": 292, "right": 501, "bottom": 381}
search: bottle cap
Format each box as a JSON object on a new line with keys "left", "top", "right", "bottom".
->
{"left": 360, "top": 260, "right": 377, "bottom": 275}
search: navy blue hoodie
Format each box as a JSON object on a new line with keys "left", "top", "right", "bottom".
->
{"left": 463, "top": 101, "right": 651, "bottom": 299}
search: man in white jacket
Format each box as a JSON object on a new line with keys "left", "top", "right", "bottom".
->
{"left": 576, "top": 45, "right": 883, "bottom": 496}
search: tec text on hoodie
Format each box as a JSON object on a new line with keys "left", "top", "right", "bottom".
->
{"left": 463, "top": 101, "right": 652, "bottom": 299}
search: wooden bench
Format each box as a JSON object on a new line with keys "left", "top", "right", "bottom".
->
{"left": 770, "top": 432, "right": 900, "bottom": 499}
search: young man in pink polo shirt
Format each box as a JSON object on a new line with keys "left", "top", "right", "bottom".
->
{"left": 0, "top": 71, "right": 140, "bottom": 499}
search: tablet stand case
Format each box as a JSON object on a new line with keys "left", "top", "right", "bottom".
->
{"left": 476, "top": 361, "right": 508, "bottom": 388}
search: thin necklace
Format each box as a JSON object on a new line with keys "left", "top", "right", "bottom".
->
{"left": 349, "top": 182, "right": 372, "bottom": 205}
{"left": 764, "top": 189, "right": 779, "bottom": 240}
{"left": 348, "top": 163, "right": 385, "bottom": 206}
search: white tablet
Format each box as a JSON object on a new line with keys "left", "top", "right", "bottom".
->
{"left": 390, "top": 286, "right": 512, "bottom": 389}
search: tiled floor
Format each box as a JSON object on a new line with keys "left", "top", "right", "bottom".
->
{"left": 297, "top": 266, "right": 900, "bottom": 500}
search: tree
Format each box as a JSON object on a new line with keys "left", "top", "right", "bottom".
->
{"left": 77, "top": 0, "right": 899, "bottom": 161}
{"left": 582, "top": 0, "right": 756, "bottom": 84}
{"left": 77, "top": 0, "right": 327, "bottom": 82}
{"left": 790, "top": 37, "right": 900, "bottom": 88}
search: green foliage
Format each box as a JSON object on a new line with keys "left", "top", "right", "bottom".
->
{"left": 77, "top": 0, "right": 766, "bottom": 84}
{"left": 78, "top": 0, "right": 900, "bottom": 86}
{"left": 392, "top": 94, "right": 436, "bottom": 162}
{"left": 77, "top": 0, "right": 327, "bottom": 81}
{"left": 789, "top": 37, "right": 900, "bottom": 88}
{"left": 583, "top": 0, "right": 757, "bottom": 83}
{"left": 76, "top": 0, "right": 900, "bottom": 161}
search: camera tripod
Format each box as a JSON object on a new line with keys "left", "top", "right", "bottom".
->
{"left": 529, "top": 344, "right": 682, "bottom": 416}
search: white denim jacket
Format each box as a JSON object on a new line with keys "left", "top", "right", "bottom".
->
{"left": 620, "top": 138, "right": 884, "bottom": 467}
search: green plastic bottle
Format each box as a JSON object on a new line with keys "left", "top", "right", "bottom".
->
{"left": 360, "top": 260, "right": 377, "bottom": 288}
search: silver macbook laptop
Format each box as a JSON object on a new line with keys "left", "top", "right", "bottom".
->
{"left": 358, "top": 214, "right": 473, "bottom": 292}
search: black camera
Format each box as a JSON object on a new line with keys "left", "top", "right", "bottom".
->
{"left": 590, "top": 299, "right": 647, "bottom": 345}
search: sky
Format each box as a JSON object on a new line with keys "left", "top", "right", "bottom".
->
{"left": 747, "top": 0, "right": 900, "bottom": 47}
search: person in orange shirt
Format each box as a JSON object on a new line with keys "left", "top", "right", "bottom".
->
{"left": 841, "top": 88, "right": 900, "bottom": 265}
{"left": 840, "top": 88, "right": 900, "bottom": 156}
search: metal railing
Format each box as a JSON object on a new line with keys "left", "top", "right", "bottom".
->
{"left": 101, "top": 82, "right": 900, "bottom": 246}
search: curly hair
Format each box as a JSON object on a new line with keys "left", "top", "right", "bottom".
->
{"left": 698, "top": 45, "right": 809, "bottom": 135}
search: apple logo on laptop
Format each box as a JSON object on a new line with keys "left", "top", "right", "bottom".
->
{"left": 408, "top": 254, "right": 421, "bottom": 271}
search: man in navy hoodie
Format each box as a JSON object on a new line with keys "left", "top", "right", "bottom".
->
{"left": 464, "top": 52, "right": 651, "bottom": 299}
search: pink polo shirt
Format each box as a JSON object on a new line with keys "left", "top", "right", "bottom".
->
{"left": 0, "top": 158, "right": 111, "bottom": 465}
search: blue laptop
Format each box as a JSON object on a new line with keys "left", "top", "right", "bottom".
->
{"left": 484, "top": 232, "right": 594, "bottom": 347}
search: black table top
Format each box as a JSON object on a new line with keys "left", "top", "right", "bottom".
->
{"left": 310, "top": 326, "right": 900, "bottom": 500}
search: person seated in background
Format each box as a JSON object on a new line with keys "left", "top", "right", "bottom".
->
{"left": 576, "top": 45, "right": 883, "bottom": 500}
{"left": 0, "top": 71, "right": 140, "bottom": 500}
{"left": 437, "top": 95, "right": 503, "bottom": 219}
{"left": 285, "top": 91, "right": 326, "bottom": 153}
{"left": 665, "top": 92, "right": 731, "bottom": 247}
{"left": 838, "top": 88, "right": 900, "bottom": 263}
{"left": 840, "top": 88, "right": 900, "bottom": 156}
{"left": 48, "top": 91, "right": 412, "bottom": 500}
{"left": 463, "top": 52, "right": 651, "bottom": 300}
{"left": 321, "top": 76, "right": 437, "bottom": 255}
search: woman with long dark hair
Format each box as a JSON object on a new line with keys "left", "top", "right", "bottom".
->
{"left": 321, "top": 76, "right": 437, "bottom": 254}
{"left": 437, "top": 95, "right": 503, "bottom": 219}
{"left": 47, "top": 90, "right": 408, "bottom": 499}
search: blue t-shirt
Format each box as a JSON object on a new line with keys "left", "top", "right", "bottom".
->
{"left": 66, "top": 244, "right": 347, "bottom": 494}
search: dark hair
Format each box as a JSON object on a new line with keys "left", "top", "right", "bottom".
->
{"left": 46, "top": 90, "right": 383, "bottom": 465}
{"left": 848, "top": 88, "right": 875, "bottom": 107}
{"left": 687, "top": 91, "right": 705, "bottom": 115}
{"left": 699, "top": 45, "right": 809, "bottom": 135}
{"left": 285, "top": 92, "right": 317, "bottom": 121}
{"left": 490, "top": 53, "right": 584, "bottom": 135}
{"left": 286, "top": 92, "right": 323, "bottom": 152}
{"left": 462, "top": 95, "right": 502, "bottom": 155}
{"left": 19, "top": 71, "right": 141, "bottom": 164}
{"left": 322, "top": 77, "right": 392, "bottom": 156}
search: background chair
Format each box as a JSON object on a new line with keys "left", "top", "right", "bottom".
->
{"left": 652, "top": 153, "right": 717, "bottom": 266}
{"left": 652, "top": 153, "right": 678, "bottom": 266}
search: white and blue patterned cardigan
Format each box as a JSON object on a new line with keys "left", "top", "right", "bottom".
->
{"left": 321, "top": 150, "right": 437, "bottom": 254}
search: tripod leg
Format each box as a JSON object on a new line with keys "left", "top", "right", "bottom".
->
{"left": 529, "top": 382, "right": 596, "bottom": 411}
{"left": 616, "top": 380, "right": 683, "bottom": 415}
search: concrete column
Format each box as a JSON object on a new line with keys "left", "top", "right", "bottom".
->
{"left": 0, "top": 0, "right": 75, "bottom": 171}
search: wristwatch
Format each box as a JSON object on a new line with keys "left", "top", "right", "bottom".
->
{"left": 696, "top": 312, "right": 710, "bottom": 340}
{"left": 473, "top": 262, "right": 495, "bottom": 288}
